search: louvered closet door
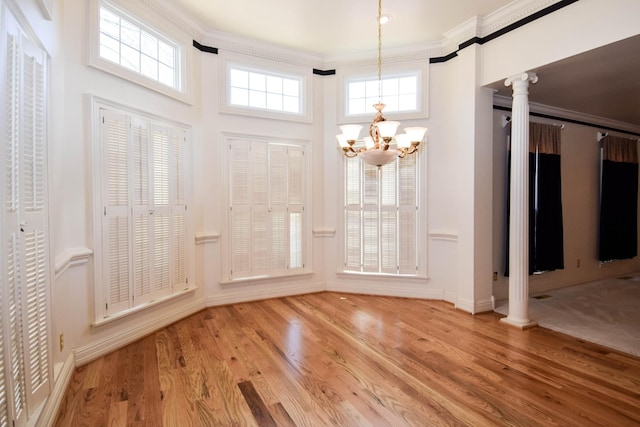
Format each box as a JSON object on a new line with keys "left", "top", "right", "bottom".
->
{"left": 1, "top": 19, "right": 27, "bottom": 426}
{"left": 101, "top": 110, "right": 132, "bottom": 315}
{"left": 19, "top": 36, "right": 50, "bottom": 410}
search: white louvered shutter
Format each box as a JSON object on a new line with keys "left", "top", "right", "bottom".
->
{"left": 170, "top": 128, "right": 186, "bottom": 290}
{"left": 252, "top": 142, "right": 270, "bottom": 277}
{"left": 132, "top": 118, "right": 151, "bottom": 304}
{"left": 19, "top": 34, "right": 51, "bottom": 416}
{"left": 269, "top": 144, "right": 288, "bottom": 275}
{"left": 362, "top": 164, "right": 379, "bottom": 272}
{"left": 102, "top": 110, "right": 131, "bottom": 315}
{"left": 229, "top": 140, "right": 252, "bottom": 278}
{"left": 344, "top": 156, "right": 361, "bottom": 271}
{"left": 150, "top": 125, "right": 171, "bottom": 299}
{"left": 380, "top": 160, "right": 398, "bottom": 274}
{"left": 398, "top": 154, "right": 418, "bottom": 274}
{"left": 288, "top": 145, "right": 305, "bottom": 270}
{"left": 2, "top": 32, "right": 23, "bottom": 427}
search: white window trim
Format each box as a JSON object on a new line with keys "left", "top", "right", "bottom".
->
{"left": 337, "top": 151, "right": 429, "bottom": 279}
{"left": 87, "top": 0, "right": 193, "bottom": 104}
{"left": 337, "top": 61, "right": 429, "bottom": 124}
{"left": 220, "top": 132, "right": 313, "bottom": 283}
{"left": 218, "top": 52, "right": 313, "bottom": 123}
{"left": 89, "top": 95, "right": 194, "bottom": 323}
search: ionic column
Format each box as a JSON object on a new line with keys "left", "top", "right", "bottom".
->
{"left": 501, "top": 72, "right": 538, "bottom": 329}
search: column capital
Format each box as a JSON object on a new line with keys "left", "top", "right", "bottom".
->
{"left": 504, "top": 72, "right": 538, "bottom": 87}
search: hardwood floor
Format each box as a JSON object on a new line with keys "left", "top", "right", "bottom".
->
{"left": 54, "top": 292, "right": 640, "bottom": 426}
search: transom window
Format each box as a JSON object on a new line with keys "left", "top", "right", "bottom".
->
{"left": 98, "top": 2, "right": 180, "bottom": 90}
{"left": 347, "top": 73, "right": 418, "bottom": 116}
{"left": 228, "top": 65, "right": 302, "bottom": 114}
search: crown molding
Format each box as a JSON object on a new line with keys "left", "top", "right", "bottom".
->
{"left": 137, "top": 0, "right": 205, "bottom": 39}
{"left": 480, "top": 0, "right": 564, "bottom": 38}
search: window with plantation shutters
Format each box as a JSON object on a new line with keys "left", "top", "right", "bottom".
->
{"left": 97, "top": 106, "right": 189, "bottom": 319}
{"left": 344, "top": 156, "right": 419, "bottom": 275}
{"left": 227, "top": 139, "right": 307, "bottom": 280}
{"left": 0, "top": 8, "right": 51, "bottom": 426}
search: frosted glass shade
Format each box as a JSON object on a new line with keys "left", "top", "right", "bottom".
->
{"left": 336, "top": 134, "right": 349, "bottom": 148}
{"left": 359, "top": 148, "right": 399, "bottom": 167}
{"left": 340, "top": 124, "right": 362, "bottom": 141}
{"left": 404, "top": 126, "right": 427, "bottom": 142}
{"left": 375, "top": 121, "right": 400, "bottom": 138}
{"left": 395, "top": 133, "right": 411, "bottom": 149}
{"left": 364, "top": 136, "right": 375, "bottom": 149}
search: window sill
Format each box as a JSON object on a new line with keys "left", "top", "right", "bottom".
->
{"left": 336, "top": 271, "right": 429, "bottom": 283}
{"left": 220, "top": 271, "right": 314, "bottom": 286}
{"left": 91, "top": 286, "right": 197, "bottom": 328}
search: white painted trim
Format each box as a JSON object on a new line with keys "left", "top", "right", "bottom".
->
{"left": 429, "top": 230, "right": 459, "bottom": 242}
{"left": 455, "top": 297, "right": 495, "bottom": 315}
{"left": 54, "top": 247, "right": 93, "bottom": 279}
{"left": 207, "top": 281, "right": 326, "bottom": 307}
{"left": 76, "top": 298, "right": 205, "bottom": 366}
{"left": 325, "top": 280, "right": 441, "bottom": 300}
{"left": 195, "top": 231, "right": 220, "bottom": 245}
{"left": 312, "top": 227, "right": 336, "bottom": 238}
{"left": 36, "top": 352, "right": 76, "bottom": 427}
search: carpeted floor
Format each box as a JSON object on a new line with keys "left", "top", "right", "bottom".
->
{"left": 495, "top": 274, "right": 640, "bottom": 357}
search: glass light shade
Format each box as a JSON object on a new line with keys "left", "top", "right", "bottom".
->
{"left": 395, "top": 133, "right": 411, "bottom": 149}
{"left": 340, "top": 124, "right": 362, "bottom": 141}
{"left": 375, "top": 121, "right": 400, "bottom": 138}
{"left": 336, "top": 134, "right": 349, "bottom": 148}
{"left": 404, "top": 126, "right": 427, "bottom": 142}
{"left": 359, "top": 148, "right": 399, "bottom": 167}
{"left": 364, "top": 136, "right": 375, "bottom": 149}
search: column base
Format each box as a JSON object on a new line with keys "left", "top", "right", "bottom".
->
{"left": 500, "top": 316, "right": 538, "bottom": 330}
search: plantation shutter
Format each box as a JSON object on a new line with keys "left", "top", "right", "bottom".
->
{"left": 150, "top": 125, "right": 171, "bottom": 298}
{"left": 344, "top": 156, "right": 362, "bottom": 271}
{"left": 288, "top": 146, "right": 305, "bottom": 270}
{"left": 3, "top": 28, "right": 25, "bottom": 427}
{"left": 251, "top": 142, "right": 270, "bottom": 277}
{"left": 380, "top": 161, "right": 398, "bottom": 274}
{"left": 229, "top": 140, "right": 252, "bottom": 278}
{"left": 102, "top": 110, "right": 131, "bottom": 315}
{"left": 0, "top": 274, "right": 8, "bottom": 427}
{"left": 171, "top": 129, "right": 186, "bottom": 289}
{"left": 270, "top": 144, "right": 289, "bottom": 275}
{"left": 362, "top": 164, "right": 379, "bottom": 272}
{"left": 398, "top": 155, "right": 418, "bottom": 274}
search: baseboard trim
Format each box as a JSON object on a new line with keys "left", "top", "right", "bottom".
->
{"left": 75, "top": 299, "right": 205, "bottom": 366}
{"left": 37, "top": 352, "right": 76, "bottom": 427}
{"left": 207, "top": 281, "right": 326, "bottom": 306}
{"left": 325, "top": 280, "right": 443, "bottom": 300}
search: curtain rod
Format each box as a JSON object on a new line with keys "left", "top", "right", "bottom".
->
{"left": 493, "top": 105, "right": 640, "bottom": 137}
{"left": 597, "top": 132, "right": 640, "bottom": 143}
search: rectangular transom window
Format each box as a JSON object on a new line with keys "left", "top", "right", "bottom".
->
{"left": 228, "top": 65, "right": 302, "bottom": 114}
{"left": 99, "top": 2, "right": 180, "bottom": 90}
{"left": 347, "top": 73, "right": 418, "bottom": 116}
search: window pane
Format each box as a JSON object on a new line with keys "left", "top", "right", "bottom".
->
{"left": 140, "top": 31, "right": 158, "bottom": 59}
{"left": 100, "top": 33, "right": 120, "bottom": 64}
{"left": 249, "top": 90, "right": 266, "bottom": 109}
{"left": 120, "top": 19, "right": 140, "bottom": 48}
{"left": 158, "top": 63, "right": 174, "bottom": 87}
{"left": 266, "top": 75, "right": 282, "bottom": 94}
{"left": 100, "top": 8, "right": 120, "bottom": 38}
{"left": 399, "top": 76, "right": 416, "bottom": 94}
{"left": 249, "top": 72, "right": 266, "bottom": 91}
{"left": 349, "top": 81, "right": 365, "bottom": 99}
{"left": 382, "top": 78, "right": 398, "bottom": 96}
{"left": 282, "top": 78, "right": 299, "bottom": 97}
{"left": 158, "top": 40, "right": 174, "bottom": 67}
{"left": 121, "top": 44, "right": 139, "bottom": 72}
{"left": 267, "top": 93, "right": 282, "bottom": 111}
{"left": 365, "top": 80, "right": 380, "bottom": 98}
{"left": 349, "top": 98, "right": 366, "bottom": 115}
{"left": 141, "top": 54, "right": 158, "bottom": 80}
{"left": 283, "top": 96, "right": 299, "bottom": 113}
{"left": 383, "top": 96, "right": 399, "bottom": 112}
{"left": 230, "top": 69, "right": 248, "bottom": 89}
{"left": 398, "top": 94, "right": 417, "bottom": 111}
{"left": 230, "top": 87, "right": 249, "bottom": 106}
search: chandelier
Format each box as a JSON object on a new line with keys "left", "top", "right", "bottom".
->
{"left": 335, "top": 0, "right": 427, "bottom": 167}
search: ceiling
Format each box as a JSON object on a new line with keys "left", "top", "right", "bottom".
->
{"left": 168, "top": 0, "right": 640, "bottom": 128}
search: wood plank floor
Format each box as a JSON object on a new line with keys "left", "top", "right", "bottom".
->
{"left": 54, "top": 292, "right": 640, "bottom": 426}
